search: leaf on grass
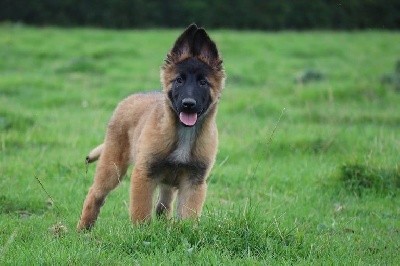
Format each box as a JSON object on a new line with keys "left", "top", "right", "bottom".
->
{"left": 49, "top": 222, "right": 68, "bottom": 238}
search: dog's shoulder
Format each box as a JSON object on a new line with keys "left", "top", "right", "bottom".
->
{"left": 114, "top": 91, "right": 162, "bottom": 114}
{"left": 108, "top": 91, "right": 164, "bottom": 130}
{"left": 120, "top": 91, "right": 163, "bottom": 105}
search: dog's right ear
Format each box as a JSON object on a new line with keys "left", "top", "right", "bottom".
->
{"left": 163, "top": 24, "right": 198, "bottom": 68}
{"left": 170, "top": 23, "right": 198, "bottom": 58}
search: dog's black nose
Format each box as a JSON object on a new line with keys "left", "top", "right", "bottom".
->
{"left": 182, "top": 98, "right": 196, "bottom": 109}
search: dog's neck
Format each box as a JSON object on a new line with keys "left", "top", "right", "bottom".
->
{"left": 165, "top": 104, "right": 217, "bottom": 164}
{"left": 169, "top": 125, "right": 198, "bottom": 163}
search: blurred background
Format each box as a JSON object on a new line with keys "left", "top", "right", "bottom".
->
{"left": 1, "top": 0, "right": 399, "bottom": 30}
{"left": 1, "top": 0, "right": 400, "bottom": 264}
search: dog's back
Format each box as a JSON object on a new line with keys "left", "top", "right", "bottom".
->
{"left": 86, "top": 93, "right": 163, "bottom": 163}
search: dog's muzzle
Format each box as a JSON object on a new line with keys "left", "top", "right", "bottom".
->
{"left": 179, "top": 98, "right": 198, "bottom": 126}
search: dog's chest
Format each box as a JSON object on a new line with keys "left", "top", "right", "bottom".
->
{"left": 148, "top": 126, "right": 208, "bottom": 186}
{"left": 169, "top": 127, "right": 197, "bottom": 163}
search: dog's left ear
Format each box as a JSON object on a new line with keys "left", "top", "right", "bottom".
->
{"left": 192, "top": 28, "right": 222, "bottom": 69}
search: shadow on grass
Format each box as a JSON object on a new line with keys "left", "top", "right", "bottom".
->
{"left": 0, "top": 110, "right": 34, "bottom": 132}
{"left": 0, "top": 195, "right": 48, "bottom": 217}
{"left": 268, "top": 138, "right": 336, "bottom": 156}
{"left": 55, "top": 56, "right": 103, "bottom": 74}
{"left": 338, "top": 163, "right": 400, "bottom": 196}
{"left": 381, "top": 59, "right": 400, "bottom": 92}
{"left": 294, "top": 112, "right": 400, "bottom": 127}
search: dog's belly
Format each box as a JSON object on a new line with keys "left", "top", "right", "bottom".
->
{"left": 148, "top": 159, "right": 207, "bottom": 186}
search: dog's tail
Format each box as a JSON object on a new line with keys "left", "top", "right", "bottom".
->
{"left": 85, "top": 144, "right": 104, "bottom": 164}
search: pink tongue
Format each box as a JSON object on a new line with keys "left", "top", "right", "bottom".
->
{"left": 179, "top": 112, "right": 197, "bottom": 126}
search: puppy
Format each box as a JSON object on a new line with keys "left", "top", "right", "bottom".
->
{"left": 77, "top": 24, "right": 225, "bottom": 230}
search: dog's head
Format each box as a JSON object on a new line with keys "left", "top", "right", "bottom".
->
{"left": 161, "top": 24, "right": 225, "bottom": 127}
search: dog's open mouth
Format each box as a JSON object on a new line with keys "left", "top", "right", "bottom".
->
{"left": 179, "top": 112, "right": 198, "bottom": 126}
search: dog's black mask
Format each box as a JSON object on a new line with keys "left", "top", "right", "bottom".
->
{"left": 168, "top": 58, "right": 212, "bottom": 127}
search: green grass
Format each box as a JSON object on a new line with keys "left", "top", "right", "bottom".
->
{"left": 1, "top": 24, "right": 400, "bottom": 264}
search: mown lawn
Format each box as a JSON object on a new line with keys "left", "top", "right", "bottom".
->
{"left": 1, "top": 24, "right": 399, "bottom": 264}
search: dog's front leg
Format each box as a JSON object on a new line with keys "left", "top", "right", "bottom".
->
{"left": 130, "top": 167, "right": 156, "bottom": 223}
{"left": 177, "top": 179, "right": 207, "bottom": 219}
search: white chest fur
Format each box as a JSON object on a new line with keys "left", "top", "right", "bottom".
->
{"left": 169, "top": 126, "right": 197, "bottom": 163}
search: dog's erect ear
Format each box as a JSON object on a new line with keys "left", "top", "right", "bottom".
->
{"left": 192, "top": 28, "right": 221, "bottom": 69}
{"left": 163, "top": 24, "right": 198, "bottom": 67}
{"left": 170, "top": 23, "right": 198, "bottom": 57}
{"left": 163, "top": 24, "right": 223, "bottom": 72}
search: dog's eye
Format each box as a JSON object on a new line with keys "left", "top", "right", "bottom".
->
{"left": 176, "top": 77, "right": 184, "bottom": 85}
{"left": 199, "top": 79, "right": 207, "bottom": 87}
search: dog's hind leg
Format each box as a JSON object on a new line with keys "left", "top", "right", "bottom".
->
{"left": 156, "top": 184, "right": 177, "bottom": 217}
{"left": 77, "top": 138, "right": 129, "bottom": 230}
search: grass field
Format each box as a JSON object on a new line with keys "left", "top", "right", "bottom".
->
{"left": 1, "top": 24, "right": 400, "bottom": 264}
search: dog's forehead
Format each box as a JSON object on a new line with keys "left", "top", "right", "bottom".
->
{"left": 176, "top": 58, "right": 212, "bottom": 75}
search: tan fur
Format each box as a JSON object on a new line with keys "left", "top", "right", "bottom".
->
{"left": 77, "top": 25, "right": 225, "bottom": 230}
{"left": 86, "top": 144, "right": 104, "bottom": 163}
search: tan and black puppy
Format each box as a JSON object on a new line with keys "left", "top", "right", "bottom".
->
{"left": 77, "top": 24, "right": 225, "bottom": 230}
